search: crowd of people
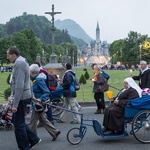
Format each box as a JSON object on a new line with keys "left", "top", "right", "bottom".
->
{"left": 0, "top": 66, "right": 13, "bottom": 72}
{"left": 5, "top": 46, "right": 150, "bottom": 150}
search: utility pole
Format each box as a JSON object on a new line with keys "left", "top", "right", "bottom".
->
{"left": 45, "top": 4, "right": 61, "bottom": 63}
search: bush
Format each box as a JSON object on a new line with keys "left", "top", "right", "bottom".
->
{"left": 4, "top": 87, "right": 11, "bottom": 99}
{"left": 79, "top": 74, "right": 86, "bottom": 84}
{"left": 83, "top": 68, "right": 87, "bottom": 71}
{"left": 1, "top": 70, "right": 4, "bottom": 73}
{"left": 84, "top": 70, "right": 90, "bottom": 80}
{"left": 7, "top": 74, "right": 11, "bottom": 84}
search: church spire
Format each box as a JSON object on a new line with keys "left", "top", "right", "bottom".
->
{"left": 96, "top": 21, "right": 99, "bottom": 31}
{"left": 96, "top": 21, "right": 100, "bottom": 41}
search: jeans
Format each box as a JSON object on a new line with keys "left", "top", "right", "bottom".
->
{"left": 12, "top": 99, "right": 40, "bottom": 150}
{"left": 46, "top": 106, "right": 53, "bottom": 121}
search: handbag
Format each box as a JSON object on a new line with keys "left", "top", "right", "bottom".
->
{"left": 98, "top": 79, "right": 109, "bottom": 93}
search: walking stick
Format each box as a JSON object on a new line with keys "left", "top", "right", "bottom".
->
{"left": 108, "top": 85, "right": 120, "bottom": 91}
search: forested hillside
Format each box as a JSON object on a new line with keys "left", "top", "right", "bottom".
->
{"left": 0, "top": 12, "right": 72, "bottom": 45}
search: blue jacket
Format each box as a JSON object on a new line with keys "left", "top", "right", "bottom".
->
{"left": 31, "top": 74, "right": 50, "bottom": 101}
{"left": 62, "top": 70, "right": 76, "bottom": 98}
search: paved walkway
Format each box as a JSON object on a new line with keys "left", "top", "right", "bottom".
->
{"left": 0, "top": 107, "right": 149, "bottom": 150}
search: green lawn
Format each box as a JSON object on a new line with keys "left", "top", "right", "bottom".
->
{"left": 74, "top": 67, "right": 139, "bottom": 102}
{"left": 0, "top": 69, "right": 139, "bottom": 104}
{"left": 0, "top": 72, "right": 11, "bottom": 104}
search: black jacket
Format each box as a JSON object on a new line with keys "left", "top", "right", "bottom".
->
{"left": 132, "top": 69, "right": 150, "bottom": 88}
{"left": 62, "top": 70, "right": 76, "bottom": 98}
{"left": 93, "top": 73, "right": 105, "bottom": 93}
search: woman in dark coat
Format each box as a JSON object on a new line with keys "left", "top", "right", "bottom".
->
{"left": 92, "top": 65, "right": 105, "bottom": 114}
{"left": 103, "top": 77, "right": 142, "bottom": 134}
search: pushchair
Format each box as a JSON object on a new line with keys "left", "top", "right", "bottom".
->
{"left": 0, "top": 102, "right": 13, "bottom": 130}
{"left": 50, "top": 86, "right": 64, "bottom": 117}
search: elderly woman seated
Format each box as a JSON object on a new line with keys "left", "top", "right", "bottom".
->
{"left": 103, "top": 77, "right": 142, "bottom": 135}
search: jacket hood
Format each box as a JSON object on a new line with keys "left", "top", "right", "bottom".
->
{"left": 65, "top": 70, "right": 75, "bottom": 76}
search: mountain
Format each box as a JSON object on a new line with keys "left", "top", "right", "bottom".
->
{"left": 55, "top": 19, "right": 93, "bottom": 44}
{"left": 71, "top": 36, "right": 87, "bottom": 50}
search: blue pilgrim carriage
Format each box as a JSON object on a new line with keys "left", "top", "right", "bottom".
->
{"left": 66, "top": 95, "right": 150, "bottom": 144}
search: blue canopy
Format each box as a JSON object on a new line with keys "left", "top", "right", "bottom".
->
{"left": 128, "top": 95, "right": 150, "bottom": 109}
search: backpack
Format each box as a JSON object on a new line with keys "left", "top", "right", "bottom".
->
{"left": 100, "top": 70, "right": 110, "bottom": 80}
{"left": 48, "top": 74, "right": 58, "bottom": 91}
{"left": 72, "top": 75, "right": 80, "bottom": 91}
{"left": 39, "top": 69, "right": 58, "bottom": 91}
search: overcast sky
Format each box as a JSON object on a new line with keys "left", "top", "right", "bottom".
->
{"left": 1, "top": 0, "right": 150, "bottom": 43}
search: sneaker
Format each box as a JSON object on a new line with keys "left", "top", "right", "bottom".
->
{"left": 94, "top": 110, "right": 101, "bottom": 114}
{"left": 29, "top": 139, "right": 41, "bottom": 149}
{"left": 70, "top": 120, "right": 80, "bottom": 124}
{"left": 52, "top": 131, "right": 61, "bottom": 141}
{"left": 56, "top": 119, "right": 65, "bottom": 123}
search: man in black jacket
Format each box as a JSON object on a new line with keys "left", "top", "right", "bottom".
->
{"left": 57, "top": 63, "right": 80, "bottom": 124}
{"left": 131, "top": 60, "right": 150, "bottom": 88}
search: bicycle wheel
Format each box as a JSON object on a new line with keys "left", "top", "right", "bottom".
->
{"left": 67, "top": 127, "right": 83, "bottom": 145}
{"left": 132, "top": 110, "right": 150, "bottom": 143}
{"left": 51, "top": 98, "right": 64, "bottom": 116}
{"left": 4, "top": 123, "right": 13, "bottom": 130}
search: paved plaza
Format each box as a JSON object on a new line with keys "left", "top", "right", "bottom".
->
{"left": 0, "top": 107, "right": 149, "bottom": 150}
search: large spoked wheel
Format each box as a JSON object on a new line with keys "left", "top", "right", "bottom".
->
{"left": 67, "top": 127, "right": 83, "bottom": 145}
{"left": 51, "top": 98, "right": 64, "bottom": 117}
{"left": 132, "top": 110, "right": 150, "bottom": 144}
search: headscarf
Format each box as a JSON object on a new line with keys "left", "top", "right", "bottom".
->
{"left": 124, "top": 77, "right": 142, "bottom": 97}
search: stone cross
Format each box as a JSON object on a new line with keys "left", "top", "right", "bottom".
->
{"left": 45, "top": 4, "right": 61, "bottom": 63}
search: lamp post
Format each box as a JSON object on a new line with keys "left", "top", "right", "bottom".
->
{"left": 72, "top": 49, "right": 74, "bottom": 67}
{"left": 120, "top": 48, "right": 122, "bottom": 62}
{"left": 139, "top": 43, "right": 142, "bottom": 61}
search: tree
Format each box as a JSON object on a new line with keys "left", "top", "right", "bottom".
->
{"left": 109, "top": 31, "right": 148, "bottom": 65}
{"left": 124, "top": 31, "right": 147, "bottom": 65}
{"left": 79, "top": 74, "right": 86, "bottom": 84}
{"left": 84, "top": 70, "right": 90, "bottom": 80}
{"left": 0, "top": 29, "right": 43, "bottom": 64}
{"left": 109, "top": 39, "right": 125, "bottom": 64}
{"left": 142, "top": 39, "right": 150, "bottom": 61}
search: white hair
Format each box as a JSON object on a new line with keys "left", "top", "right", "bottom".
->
{"left": 93, "top": 65, "right": 101, "bottom": 70}
{"left": 30, "top": 64, "right": 40, "bottom": 74}
{"left": 140, "top": 60, "right": 147, "bottom": 65}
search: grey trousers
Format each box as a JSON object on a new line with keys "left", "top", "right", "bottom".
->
{"left": 60, "top": 97, "right": 81, "bottom": 122}
{"left": 30, "top": 110, "right": 59, "bottom": 138}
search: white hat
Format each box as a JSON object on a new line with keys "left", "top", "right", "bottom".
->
{"left": 124, "top": 77, "right": 142, "bottom": 97}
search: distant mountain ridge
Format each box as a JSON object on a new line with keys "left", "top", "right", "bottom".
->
{"left": 55, "top": 19, "right": 93, "bottom": 44}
